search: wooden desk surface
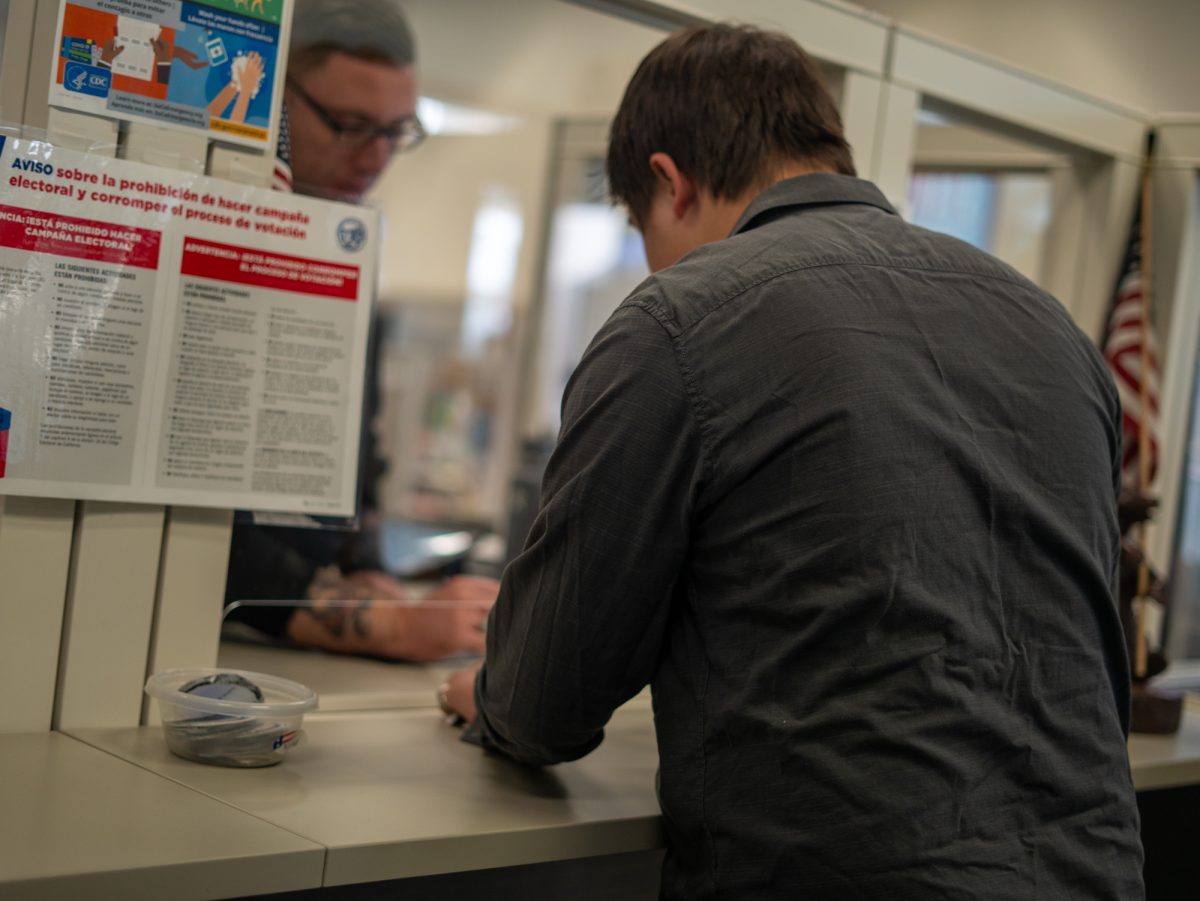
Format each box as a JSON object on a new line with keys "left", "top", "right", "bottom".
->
{"left": 68, "top": 705, "right": 664, "bottom": 888}
{"left": 0, "top": 731, "right": 324, "bottom": 901}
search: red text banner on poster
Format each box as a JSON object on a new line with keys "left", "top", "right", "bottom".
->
{"left": 180, "top": 237, "right": 359, "bottom": 300}
{"left": 0, "top": 203, "right": 161, "bottom": 268}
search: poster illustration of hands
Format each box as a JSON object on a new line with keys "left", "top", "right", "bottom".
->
{"left": 50, "top": 0, "right": 289, "bottom": 149}
{"left": 0, "top": 135, "right": 378, "bottom": 516}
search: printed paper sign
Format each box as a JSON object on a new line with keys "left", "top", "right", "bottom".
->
{"left": 0, "top": 136, "right": 377, "bottom": 515}
{"left": 50, "top": 0, "right": 289, "bottom": 149}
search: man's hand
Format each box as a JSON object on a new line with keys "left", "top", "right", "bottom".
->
{"left": 381, "top": 576, "right": 497, "bottom": 661}
{"left": 440, "top": 661, "right": 482, "bottom": 723}
{"left": 151, "top": 35, "right": 170, "bottom": 67}
{"left": 286, "top": 572, "right": 498, "bottom": 662}
{"left": 99, "top": 38, "right": 123, "bottom": 66}
{"left": 172, "top": 46, "right": 207, "bottom": 70}
{"left": 234, "top": 51, "right": 264, "bottom": 96}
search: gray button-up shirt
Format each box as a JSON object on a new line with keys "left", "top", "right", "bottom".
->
{"left": 469, "top": 174, "right": 1143, "bottom": 900}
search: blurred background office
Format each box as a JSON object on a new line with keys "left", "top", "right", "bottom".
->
{"left": 4, "top": 0, "right": 1195, "bottom": 671}
{"left": 361, "top": 1, "right": 1200, "bottom": 652}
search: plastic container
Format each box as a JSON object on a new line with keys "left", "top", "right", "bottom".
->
{"left": 145, "top": 668, "right": 317, "bottom": 768}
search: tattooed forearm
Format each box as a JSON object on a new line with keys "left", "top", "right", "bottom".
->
{"left": 307, "top": 601, "right": 372, "bottom": 639}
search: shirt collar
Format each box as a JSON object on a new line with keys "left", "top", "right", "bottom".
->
{"left": 730, "top": 173, "right": 898, "bottom": 236}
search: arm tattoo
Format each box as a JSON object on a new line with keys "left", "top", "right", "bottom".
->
{"left": 308, "top": 601, "right": 372, "bottom": 639}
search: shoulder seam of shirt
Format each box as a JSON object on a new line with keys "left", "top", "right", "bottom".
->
{"left": 667, "top": 255, "right": 1046, "bottom": 336}
{"left": 619, "top": 300, "right": 719, "bottom": 488}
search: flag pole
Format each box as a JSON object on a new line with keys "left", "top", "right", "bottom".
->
{"left": 1134, "top": 131, "right": 1156, "bottom": 680}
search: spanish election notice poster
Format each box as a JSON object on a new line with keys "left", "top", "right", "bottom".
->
{"left": 49, "top": 0, "right": 290, "bottom": 150}
{"left": 0, "top": 135, "right": 378, "bottom": 516}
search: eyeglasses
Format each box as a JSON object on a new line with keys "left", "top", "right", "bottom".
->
{"left": 286, "top": 78, "right": 425, "bottom": 154}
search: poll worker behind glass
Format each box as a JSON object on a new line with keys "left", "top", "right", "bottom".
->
{"left": 223, "top": 0, "right": 497, "bottom": 662}
{"left": 442, "top": 23, "right": 1145, "bottom": 900}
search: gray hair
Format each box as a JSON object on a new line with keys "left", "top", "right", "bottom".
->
{"left": 289, "top": 0, "right": 415, "bottom": 67}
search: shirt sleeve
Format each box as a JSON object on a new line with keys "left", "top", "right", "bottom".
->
{"left": 464, "top": 301, "right": 705, "bottom": 764}
{"left": 222, "top": 523, "right": 318, "bottom": 638}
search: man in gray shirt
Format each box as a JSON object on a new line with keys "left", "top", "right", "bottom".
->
{"left": 444, "top": 24, "right": 1143, "bottom": 900}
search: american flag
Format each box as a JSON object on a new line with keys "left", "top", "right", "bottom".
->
{"left": 1101, "top": 200, "right": 1159, "bottom": 490}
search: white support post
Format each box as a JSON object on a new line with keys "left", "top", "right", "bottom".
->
{"left": 1070, "top": 157, "right": 1142, "bottom": 342}
{"left": 839, "top": 71, "right": 884, "bottom": 184}
{"left": 871, "top": 82, "right": 919, "bottom": 216}
{"left": 53, "top": 502, "right": 165, "bottom": 730}
{"left": 1038, "top": 154, "right": 1139, "bottom": 390}
{"left": 1146, "top": 123, "right": 1200, "bottom": 661}
{"left": 18, "top": 0, "right": 57, "bottom": 133}
{"left": 1158, "top": 182, "right": 1199, "bottom": 661}
{"left": 144, "top": 507, "right": 234, "bottom": 723}
{"left": 1039, "top": 159, "right": 1095, "bottom": 327}
{"left": 1152, "top": 123, "right": 1200, "bottom": 345}
{"left": 0, "top": 497, "right": 75, "bottom": 733}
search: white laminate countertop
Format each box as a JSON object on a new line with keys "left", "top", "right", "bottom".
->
{"left": 213, "top": 643, "right": 1200, "bottom": 794}
{"left": 217, "top": 639, "right": 461, "bottom": 711}
{"left": 0, "top": 731, "right": 324, "bottom": 901}
{"left": 6, "top": 691, "right": 1200, "bottom": 900}
{"left": 68, "top": 704, "right": 665, "bottom": 888}
{"left": 215, "top": 640, "right": 653, "bottom": 714}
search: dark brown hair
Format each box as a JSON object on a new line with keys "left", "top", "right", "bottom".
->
{"left": 288, "top": 44, "right": 403, "bottom": 79}
{"left": 288, "top": 0, "right": 415, "bottom": 77}
{"left": 607, "top": 24, "right": 855, "bottom": 223}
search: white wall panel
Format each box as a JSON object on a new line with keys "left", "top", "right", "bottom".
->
{"left": 0, "top": 497, "right": 75, "bottom": 732}
{"left": 561, "top": 0, "right": 888, "bottom": 73}
{"left": 840, "top": 71, "right": 884, "bottom": 181}
{"left": 0, "top": 0, "right": 34, "bottom": 126}
{"left": 54, "top": 503, "right": 165, "bottom": 730}
{"left": 1148, "top": 122, "right": 1200, "bottom": 638}
{"left": 870, "top": 82, "right": 919, "bottom": 215}
{"left": 891, "top": 30, "right": 1146, "bottom": 162}
{"left": 144, "top": 507, "right": 234, "bottom": 723}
